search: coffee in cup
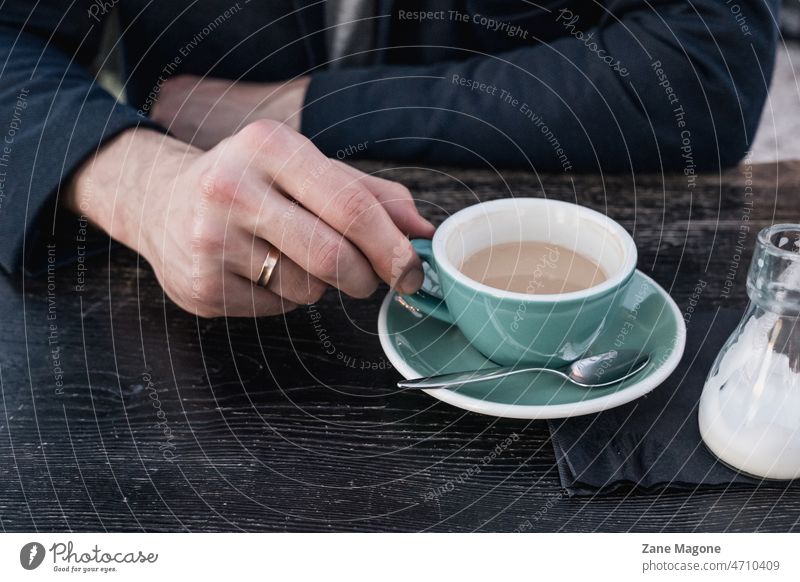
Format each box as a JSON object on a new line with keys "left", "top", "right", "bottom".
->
{"left": 458, "top": 241, "right": 607, "bottom": 294}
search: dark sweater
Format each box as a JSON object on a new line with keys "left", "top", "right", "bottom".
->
{"left": 0, "top": 0, "right": 780, "bottom": 273}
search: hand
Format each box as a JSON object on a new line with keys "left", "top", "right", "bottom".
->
{"left": 151, "top": 74, "right": 310, "bottom": 149}
{"left": 64, "top": 121, "right": 435, "bottom": 317}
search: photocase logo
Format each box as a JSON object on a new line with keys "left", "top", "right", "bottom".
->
{"left": 20, "top": 542, "right": 45, "bottom": 570}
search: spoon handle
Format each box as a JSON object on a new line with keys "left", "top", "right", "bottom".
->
{"left": 396, "top": 366, "right": 565, "bottom": 389}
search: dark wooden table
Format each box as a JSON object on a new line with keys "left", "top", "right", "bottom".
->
{"left": 2, "top": 161, "right": 799, "bottom": 532}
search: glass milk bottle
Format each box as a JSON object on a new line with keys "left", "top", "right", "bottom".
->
{"left": 699, "top": 224, "right": 800, "bottom": 480}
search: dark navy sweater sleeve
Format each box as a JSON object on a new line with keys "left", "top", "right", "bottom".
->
{"left": 0, "top": 2, "right": 161, "bottom": 274}
{"left": 302, "top": 0, "right": 779, "bottom": 173}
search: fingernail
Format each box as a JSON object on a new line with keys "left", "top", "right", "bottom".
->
{"left": 397, "top": 267, "right": 424, "bottom": 294}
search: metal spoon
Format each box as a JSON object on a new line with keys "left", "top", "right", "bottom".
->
{"left": 396, "top": 349, "right": 650, "bottom": 390}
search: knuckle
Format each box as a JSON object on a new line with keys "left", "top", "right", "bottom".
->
{"left": 198, "top": 167, "right": 240, "bottom": 205}
{"left": 312, "top": 237, "right": 345, "bottom": 279}
{"left": 190, "top": 218, "right": 225, "bottom": 255}
{"left": 237, "top": 119, "right": 286, "bottom": 150}
{"left": 337, "top": 187, "right": 375, "bottom": 227}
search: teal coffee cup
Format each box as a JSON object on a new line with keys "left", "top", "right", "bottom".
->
{"left": 401, "top": 198, "right": 638, "bottom": 366}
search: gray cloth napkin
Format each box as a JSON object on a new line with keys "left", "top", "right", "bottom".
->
{"left": 547, "top": 309, "right": 786, "bottom": 496}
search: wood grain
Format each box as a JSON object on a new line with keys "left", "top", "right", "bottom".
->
{"left": 1, "top": 161, "right": 799, "bottom": 532}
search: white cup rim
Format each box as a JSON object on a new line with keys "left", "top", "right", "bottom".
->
{"left": 431, "top": 198, "right": 638, "bottom": 302}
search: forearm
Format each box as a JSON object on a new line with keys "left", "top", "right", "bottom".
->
{"left": 63, "top": 128, "right": 199, "bottom": 262}
{"left": 0, "top": 9, "right": 164, "bottom": 273}
{"left": 302, "top": 0, "right": 778, "bottom": 172}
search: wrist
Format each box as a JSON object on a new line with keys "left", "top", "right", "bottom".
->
{"left": 64, "top": 128, "right": 201, "bottom": 259}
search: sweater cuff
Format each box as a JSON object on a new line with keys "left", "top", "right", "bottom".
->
{"left": 301, "top": 65, "right": 448, "bottom": 158}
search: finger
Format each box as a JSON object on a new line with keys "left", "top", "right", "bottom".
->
{"left": 268, "top": 256, "right": 328, "bottom": 305}
{"left": 333, "top": 161, "right": 436, "bottom": 238}
{"left": 227, "top": 234, "right": 329, "bottom": 305}
{"left": 237, "top": 186, "right": 380, "bottom": 298}
{"left": 245, "top": 127, "right": 424, "bottom": 293}
{"left": 216, "top": 274, "right": 298, "bottom": 318}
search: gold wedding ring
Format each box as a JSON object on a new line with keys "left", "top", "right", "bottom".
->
{"left": 256, "top": 245, "right": 280, "bottom": 288}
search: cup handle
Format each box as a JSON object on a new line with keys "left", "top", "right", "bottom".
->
{"left": 400, "top": 239, "right": 455, "bottom": 325}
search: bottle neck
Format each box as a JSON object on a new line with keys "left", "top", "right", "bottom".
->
{"left": 747, "top": 225, "right": 800, "bottom": 316}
